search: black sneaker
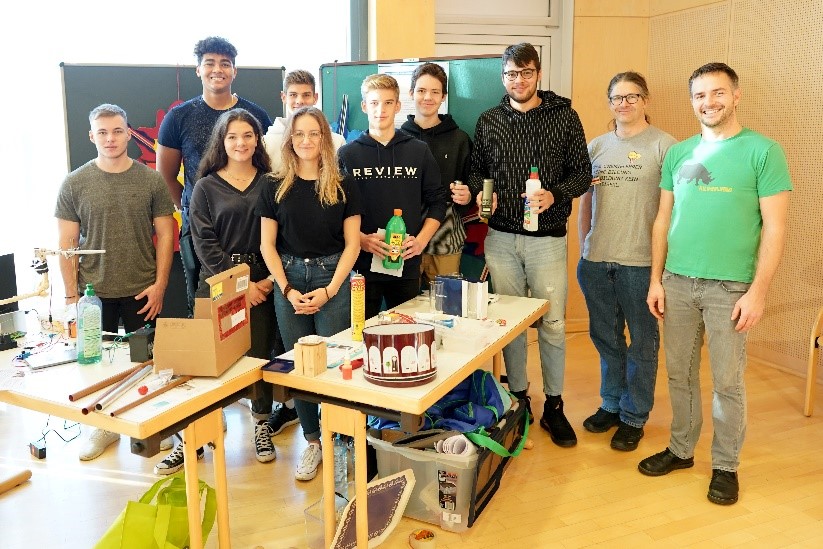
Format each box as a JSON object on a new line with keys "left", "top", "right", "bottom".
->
{"left": 583, "top": 408, "right": 620, "bottom": 433}
{"left": 610, "top": 421, "right": 644, "bottom": 451}
{"left": 153, "top": 442, "right": 205, "bottom": 475}
{"left": 707, "top": 469, "right": 739, "bottom": 505}
{"left": 540, "top": 395, "right": 577, "bottom": 447}
{"left": 254, "top": 420, "right": 276, "bottom": 463}
{"left": 267, "top": 403, "right": 299, "bottom": 436}
{"left": 638, "top": 448, "right": 694, "bottom": 476}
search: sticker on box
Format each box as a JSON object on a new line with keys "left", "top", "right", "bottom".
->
{"left": 438, "top": 469, "right": 458, "bottom": 511}
{"left": 211, "top": 282, "right": 223, "bottom": 301}
{"left": 236, "top": 275, "right": 249, "bottom": 292}
{"left": 218, "top": 295, "right": 248, "bottom": 340}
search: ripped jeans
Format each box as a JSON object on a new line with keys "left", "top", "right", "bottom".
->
{"left": 484, "top": 229, "right": 568, "bottom": 396}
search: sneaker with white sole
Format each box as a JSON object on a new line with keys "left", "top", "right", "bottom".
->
{"left": 295, "top": 443, "right": 322, "bottom": 481}
{"left": 79, "top": 428, "right": 120, "bottom": 461}
{"left": 159, "top": 437, "right": 174, "bottom": 451}
{"left": 254, "top": 421, "right": 276, "bottom": 463}
{"left": 268, "top": 404, "right": 299, "bottom": 436}
{"left": 154, "top": 442, "right": 204, "bottom": 476}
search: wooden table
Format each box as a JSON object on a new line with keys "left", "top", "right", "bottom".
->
{"left": 263, "top": 294, "right": 548, "bottom": 548}
{"left": 0, "top": 345, "right": 265, "bottom": 548}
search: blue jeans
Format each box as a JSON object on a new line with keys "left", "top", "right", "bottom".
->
{"left": 483, "top": 229, "right": 568, "bottom": 396}
{"left": 577, "top": 259, "right": 659, "bottom": 427}
{"left": 273, "top": 252, "right": 351, "bottom": 441}
{"left": 662, "top": 271, "right": 750, "bottom": 471}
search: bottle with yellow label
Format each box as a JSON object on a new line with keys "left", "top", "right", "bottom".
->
{"left": 383, "top": 209, "right": 406, "bottom": 270}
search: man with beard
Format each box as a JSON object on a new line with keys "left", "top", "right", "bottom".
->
{"left": 468, "top": 42, "right": 591, "bottom": 448}
{"left": 639, "top": 62, "right": 791, "bottom": 506}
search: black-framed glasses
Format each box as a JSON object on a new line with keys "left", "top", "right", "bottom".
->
{"left": 291, "top": 131, "right": 322, "bottom": 142}
{"left": 503, "top": 68, "right": 537, "bottom": 81}
{"left": 609, "top": 93, "right": 643, "bottom": 106}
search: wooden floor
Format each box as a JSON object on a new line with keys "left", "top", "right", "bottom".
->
{"left": 2, "top": 332, "right": 822, "bottom": 548}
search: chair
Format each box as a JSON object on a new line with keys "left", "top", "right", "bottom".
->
{"left": 803, "top": 307, "right": 823, "bottom": 416}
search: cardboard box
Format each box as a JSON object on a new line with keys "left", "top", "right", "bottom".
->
{"left": 435, "top": 275, "right": 488, "bottom": 319}
{"left": 153, "top": 264, "right": 251, "bottom": 377}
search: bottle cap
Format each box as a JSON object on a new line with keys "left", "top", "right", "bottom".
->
{"left": 85, "top": 283, "right": 95, "bottom": 296}
{"left": 529, "top": 166, "right": 539, "bottom": 178}
{"left": 393, "top": 208, "right": 402, "bottom": 216}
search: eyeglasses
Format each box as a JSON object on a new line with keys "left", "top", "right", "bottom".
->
{"left": 291, "top": 131, "right": 322, "bottom": 142}
{"left": 609, "top": 93, "right": 643, "bottom": 106}
{"left": 502, "top": 68, "right": 537, "bottom": 81}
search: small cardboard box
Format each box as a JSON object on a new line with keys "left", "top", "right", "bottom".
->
{"left": 153, "top": 264, "right": 251, "bottom": 377}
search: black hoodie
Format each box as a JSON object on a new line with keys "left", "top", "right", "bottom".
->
{"left": 339, "top": 130, "right": 447, "bottom": 280}
{"left": 468, "top": 89, "right": 591, "bottom": 237}
{"left": 400, "top": 114, "right": 472, "bottom": 256}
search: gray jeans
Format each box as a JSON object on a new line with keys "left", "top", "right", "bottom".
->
{"left": 662, "top": 271, "right": 750, "bottom": 471}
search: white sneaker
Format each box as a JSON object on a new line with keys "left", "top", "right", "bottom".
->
{"left": 79, "top": 428, "right": 120, "bottom": 461}
{"left": 254, "top": 421, "right": 276, "bottom": 463}
{"left": 295, "top": 443, "right": 322, "bottom": 481}
{"left": 159, "top": 437, "right": 174, "bottom": 451}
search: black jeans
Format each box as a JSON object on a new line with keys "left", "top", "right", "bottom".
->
{"left": 179, "top": 208, "right": 201, "bottom": 318}
{"left": 364, "top": 278, "right": 421, "bottom": 320}
{"left": 100, "top": 295, "right": 153, "bottom": 334}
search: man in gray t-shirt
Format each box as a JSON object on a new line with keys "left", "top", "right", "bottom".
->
{"left": 54, "top": 103, "right": 175, "bottom": 462}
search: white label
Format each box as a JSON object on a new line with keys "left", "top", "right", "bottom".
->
{"left": 230, "top": 308, "right": 246, "bottom": 327}
{"left": 236, "top": 275, "right": 249, "bottom": 292}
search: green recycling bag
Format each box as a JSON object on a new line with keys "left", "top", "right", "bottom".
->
{"left": 94, "top": 472, "right": 216, "bottom": 549}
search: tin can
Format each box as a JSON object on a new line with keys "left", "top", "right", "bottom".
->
{"left": 350, "top": 273, "right": 365, "bottom": 341}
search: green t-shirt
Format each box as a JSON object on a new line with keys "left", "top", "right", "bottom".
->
{"left": 660, "top": 128, "right": 792, "bottom": 282}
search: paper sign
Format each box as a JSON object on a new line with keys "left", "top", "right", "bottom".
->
{"left": 211, "top": 282, "right": 223, "bottom": 301}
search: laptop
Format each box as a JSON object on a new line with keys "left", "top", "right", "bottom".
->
{"left": 24, "top": 348, "right": 78, "bottom": 370}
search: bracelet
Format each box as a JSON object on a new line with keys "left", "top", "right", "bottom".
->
{"left": 65, "top": 295, "right": 77, "bottom": 299}
{"left": 282, "top": 283, "right": 293, "bottom": 298}
{"left": 323, "top": 287, "right": 330, "bottom": 300}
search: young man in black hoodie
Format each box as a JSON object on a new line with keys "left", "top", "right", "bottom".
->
{"left": 339, "top": 74, "right": 447, "bottom": 319}
{"left": 469, "top": 43, "right": 591, "bottom": 448}
{"left": 400, "top": 63, "right": 472, "bottom": 284}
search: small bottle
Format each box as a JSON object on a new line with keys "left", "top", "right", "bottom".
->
{"left": 76, "top": 283, "right": 102, "bottom": 364}
{"left": 383, "top": 209, "right": 406, "bottom": 270}
{"left": 333, "top": 434, "right": 349, "bottom": 497}
{"left": 523, "top": 167, "right": 540, "bottom": 232}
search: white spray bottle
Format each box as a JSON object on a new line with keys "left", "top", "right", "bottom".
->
{"left": 523, "top": 166, "right": 540, "bottom": 232}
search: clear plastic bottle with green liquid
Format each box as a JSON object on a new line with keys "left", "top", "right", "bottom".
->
{"left": 77, "top": 283, "right": 103, "bottom": 364}
{"left": 383, "top": 208, "right": 406, "bottom": 270}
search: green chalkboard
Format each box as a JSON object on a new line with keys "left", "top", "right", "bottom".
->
{"left": 320, "top": 55, "right": 505, "bottom": 140}
{"left": 61, "top": 63, "right": 285, "bottom": 171}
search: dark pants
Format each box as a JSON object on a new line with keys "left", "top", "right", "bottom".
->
{"left": 179, "top": 208, "right": 201, "bottom": 318}
{"left": 364, "top": 278, "right": 421, "bottom": 320}
{"left": 100, "top": 295, "right": 153, "bottom": 334}
{"left": 195, "top": 265, "right": 283, "bottom": 416}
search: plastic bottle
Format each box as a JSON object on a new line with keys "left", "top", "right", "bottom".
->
{"left": 523, "top": 167, "right": 540, "bottom": 232}
{"left": 76, "top": 283, "right": 102, "bottom": 364}
{"left": 383, "top": 209, "right": 406, "bottom": 269}
{"left": 333, "top": 434, "right": 349, "bottom": 497}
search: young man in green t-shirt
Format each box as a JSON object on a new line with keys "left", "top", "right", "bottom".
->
{"left": 639, "top": 63, "right": 792, "bottom": 506}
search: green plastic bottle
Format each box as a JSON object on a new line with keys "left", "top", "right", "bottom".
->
{"left": 77, "top": 283, "right": 103, "bottom": 365}
{"left": 383, "top": 209, "right": 406, "bottom": 270}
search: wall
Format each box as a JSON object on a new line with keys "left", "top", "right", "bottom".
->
{"left": 369, "top": 0, "right": 435, "bottom": 59}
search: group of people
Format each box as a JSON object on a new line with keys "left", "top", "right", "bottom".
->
{"left": 55, "top": 37, "right": 791, "bottom": 506}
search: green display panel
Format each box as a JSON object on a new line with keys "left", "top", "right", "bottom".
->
{"left": 320, "top": 55, "right": 505, "bottom": 140}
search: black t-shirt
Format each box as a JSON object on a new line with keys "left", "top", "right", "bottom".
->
{"left": 255, "top": 175, "right": 362, "bottom": 258}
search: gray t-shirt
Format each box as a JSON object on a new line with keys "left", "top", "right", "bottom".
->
{"left": 583, "top": 125, "right": 677, "bottom": 266}
{"left": 54, "top": 160, "right": 175, "bottom": 298}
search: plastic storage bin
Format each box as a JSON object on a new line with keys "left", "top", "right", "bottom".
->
{"left": 367, "top": 435, "right": 477, "bottom": 532}
{"left": 367, "top": 398, "right": 527, "bottom": 532}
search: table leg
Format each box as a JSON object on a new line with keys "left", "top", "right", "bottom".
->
{"left": 181, "top": 407, "right": 230, "bottom": 549}
{"left": 492, "top": 351, "right": 503, "bottom": 379}
{"left": 321, "top": 403, "right": 369, "bottom": 549}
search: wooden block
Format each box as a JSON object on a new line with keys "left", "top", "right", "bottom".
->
{"left": 293, "top": 342, "right": 327, "bottom": 377}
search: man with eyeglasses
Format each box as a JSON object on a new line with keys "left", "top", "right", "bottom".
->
{"left": 468, "top": 42, "right": 591, "bottom": 448}
{"left": 639, "top": 62, "right": 791, "bottom": 505}
{"left": 264, "top": 70, "right": 345, "bottom": 171}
